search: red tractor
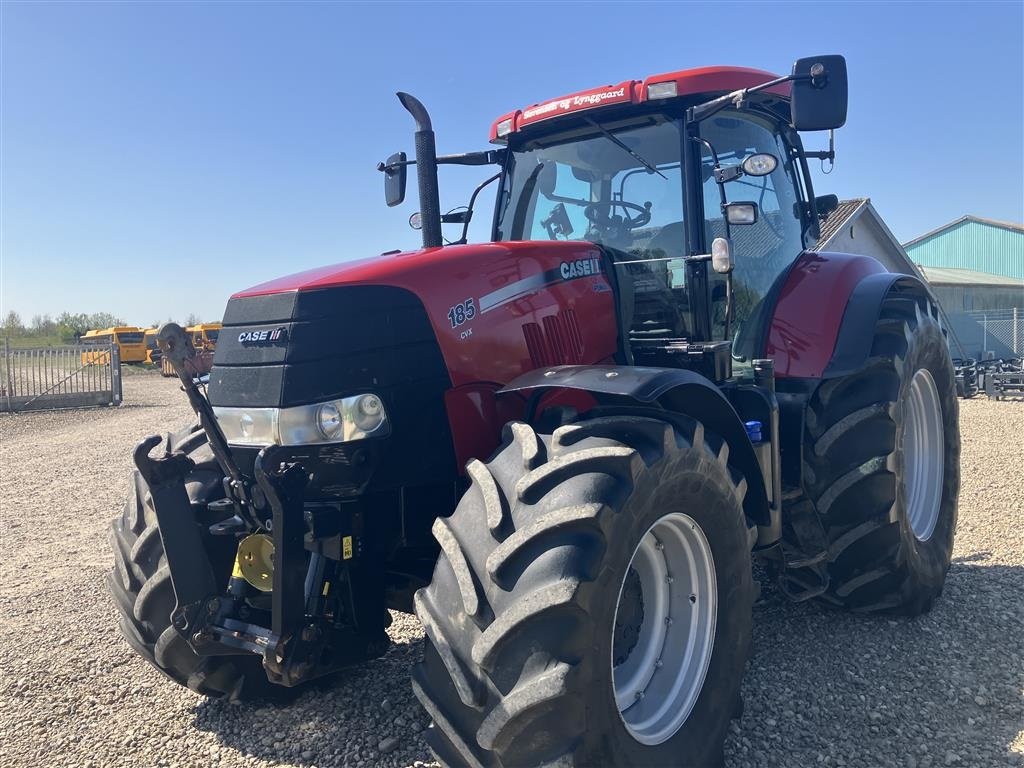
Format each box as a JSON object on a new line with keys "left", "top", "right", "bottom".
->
{"left": 109, "top": 55, "right": 960, "bottom": 767}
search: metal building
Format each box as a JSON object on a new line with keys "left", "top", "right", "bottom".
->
{"left": 816, "top": 201, "right": 1023, "bottom": 358}
{"left": 903, "top": 215, "right": 1024, "bottom": 280}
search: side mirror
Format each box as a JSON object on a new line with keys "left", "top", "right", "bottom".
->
{"left": 790, "top": 55, "right": 848, "bottom": 131}
{"left": 384, "top": 152, "right": 407, "bottom": 208}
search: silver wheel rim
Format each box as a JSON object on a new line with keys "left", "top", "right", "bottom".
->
{"left": 611, "top": 512, "right": 717, "bottom": 745}
{"left": 902, "top": 368, "right": 945, "bottom": 541}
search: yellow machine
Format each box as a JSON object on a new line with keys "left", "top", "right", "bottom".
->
{"left": 80, "top": 326, "right": 147, "bottom": 365}
{"left": 143, "top": 328, "right": 160, "bottom": 364}
{"left": 186, "top": 322, "right": 222, "bottom": 353}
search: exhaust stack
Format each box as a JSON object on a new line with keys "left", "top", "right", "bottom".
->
{"left": 396, "top": 92, "right": 442, "bottom": 249}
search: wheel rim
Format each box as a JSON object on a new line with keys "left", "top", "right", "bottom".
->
{"left": 611, "top": 512, "right": 717, "bottom": 745}
{"left": 902, "top": 368, "right": 945, "bottom": 541}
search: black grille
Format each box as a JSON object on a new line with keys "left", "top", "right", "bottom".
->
{"left": 210, "top": 286, "right": 447, "bottom": 408}
{"left": 209, "top": 285, "right": 456, "bottom": 494}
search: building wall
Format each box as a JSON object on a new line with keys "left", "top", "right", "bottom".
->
{"left": 905, "top": 220, "right": 1024, "bottom": 280}
{"left": 825, "top": 213, "right": 919, "bottom": 276}
{"left": 931, "top": 285, "right": 1024, "bottom": 312}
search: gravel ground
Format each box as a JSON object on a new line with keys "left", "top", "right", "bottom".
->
{"left": 1, "top": 374, "right": 1021, "bottom": 767}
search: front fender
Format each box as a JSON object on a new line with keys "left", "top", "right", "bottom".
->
{"left": 500, "top": 365, "right": 771, "bottom": 530}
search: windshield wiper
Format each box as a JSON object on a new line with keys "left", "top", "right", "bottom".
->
{"left": 584, "top": 117, "right": 666, "bottom": 179}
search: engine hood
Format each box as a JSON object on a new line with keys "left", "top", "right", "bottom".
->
{"left": 225, "top": 239, "right": 618, "bottom": 391}
{"left": 232, "top": 241, "right": 597, "bottom": 298}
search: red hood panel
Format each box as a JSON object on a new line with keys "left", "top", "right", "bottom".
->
{"left": 233, "top": 242, "right": 586, "bottom": 298}
{"left": 232, "top": 241, "right": 620, "bottom": 389}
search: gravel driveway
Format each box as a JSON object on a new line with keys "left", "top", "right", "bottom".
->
{"left": 1, "top": 373, "right": 1021, "bottom": 767}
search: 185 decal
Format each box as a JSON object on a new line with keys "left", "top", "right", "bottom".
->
{"left": 447, "top": 298, "right": 476, "bottom": 328}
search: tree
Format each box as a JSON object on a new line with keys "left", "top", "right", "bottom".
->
{"left": 3, "top": 310, "right": 24, "bottom": 336}
{"left": 87, "top": 312, "right": 125, "bottom": 329}
{"left": 185, "top": 312, "right": 200, "bottom": 326}
{"left": 30, "top": 314, "right": 56, "bottom": 335}
{"left": 56, "top": 312, "right": 90, "bottom": 336}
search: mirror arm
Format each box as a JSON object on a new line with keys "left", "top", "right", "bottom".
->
{"left": 456, "top": 172, "right": 501, "bottom": 245}
{"left": 689, "top": 72, "right": 814, "bottom": 123}
{"left": 377, "top": 149, "right": 506, "bottom": 174}
{"left": 803, "top": 129, "right": 836, "bottom": 162}
{"left": 691, "top": 136, "right": 734, "bottom": 238}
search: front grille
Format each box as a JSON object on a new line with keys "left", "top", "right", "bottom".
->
{"left": 209, "top": 285, "right": 456, "bottom": 494}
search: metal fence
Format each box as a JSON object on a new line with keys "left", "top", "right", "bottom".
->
{"left": 1, "top": 339, "right": 123, "bottom": 413}
{"left": 963, "top": 308, "right": 1022, "bottom": 357}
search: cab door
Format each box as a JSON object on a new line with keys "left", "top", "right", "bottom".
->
{"left": 696, "top": 111, "right": 808, "bottom": 365}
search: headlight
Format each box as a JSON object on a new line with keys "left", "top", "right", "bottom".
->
{"left": 316, "top": 403, "right": 344, "bottom": 440}
{"left": 213, "top": 393, "right": 390, "bottom": 447}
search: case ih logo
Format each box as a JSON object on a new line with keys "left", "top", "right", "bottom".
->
{"left": 560, "top": 257, "right": 602, "bottom": 280}
{"left": 238, "top": 327, "right": 287, "bottom": 345}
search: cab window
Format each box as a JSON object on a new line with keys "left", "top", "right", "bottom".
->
{"left": 698, "top": 112, "right": 805, "bottom": 346}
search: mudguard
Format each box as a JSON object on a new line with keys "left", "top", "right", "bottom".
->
{"left": 500, "top": 364, "right": 771, "bottom": 529}
{"left": 824, "top": 272, "right": 934, "bottom": 378}
{"left": 764, "top": 251, "right": 937, "bottom": 380}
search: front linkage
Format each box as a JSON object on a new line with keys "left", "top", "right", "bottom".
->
{"left": 137, "top": 323, "right": 384, "bottom": 688}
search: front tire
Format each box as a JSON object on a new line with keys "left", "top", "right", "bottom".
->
{"left": 799, "top": 294, "right": 960, "bottom": 614}
{"left": 413, "top": 416, "right": 755, "bottom": 767}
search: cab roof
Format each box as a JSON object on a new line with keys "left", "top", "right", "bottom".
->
{"left": 489, "top": 65, "right": 787, "bottom": 143}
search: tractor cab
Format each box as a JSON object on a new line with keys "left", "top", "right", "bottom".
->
{"left": 382, "top": 57, "right": 847, "bottom": 383}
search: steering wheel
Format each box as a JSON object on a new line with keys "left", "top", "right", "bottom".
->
{"left": 584, "top": 199, "right": 653, "bottom": 234}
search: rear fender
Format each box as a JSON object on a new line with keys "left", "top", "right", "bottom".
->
{"left": 765, "top": 251, "right": 942, "bottom": 380}
{"left": 499, "top": 365, "right": 772, "bottom": 530}
{"left": 766, "top": 251, "right": 886, "bottom": 378}
{"left": 824, "top": 273, "right": 935, "bottom": 378}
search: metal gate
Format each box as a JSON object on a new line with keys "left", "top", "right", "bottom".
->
{"left": 1, "top": 339, "right": 123, "bottom": 413}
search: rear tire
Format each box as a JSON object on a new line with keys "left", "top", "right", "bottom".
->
{"left": 799, "top": 295, "right": 960, "bottom": 614}
{"left": 107, "top": 425, "right": 280, "bottom": 700}
{"left": 413, "top": 416, "right": 755, "bottom": 767}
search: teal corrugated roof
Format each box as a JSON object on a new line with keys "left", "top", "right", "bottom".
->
{"left": 903, "top": 215, "right": 1023, "bottom": 247}
{"left": 917, "top": 265, "right": 1024, "bottom": 287}
{"left": 904, "top": 217, "right": 1024, "bottom": 280}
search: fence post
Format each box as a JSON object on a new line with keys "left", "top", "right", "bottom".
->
{"left": 1014, "top": 307, "right": 1019, "bottom": 355}
{"left": 111, "top": 342, "right": 123, "bottom": 406}
{"left": 3, "top": 337, "right": 11, "bottom": 413}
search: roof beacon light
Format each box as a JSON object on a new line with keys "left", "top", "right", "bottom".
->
{"left": 646, "top": 81, "right": 678, "bottom": 100}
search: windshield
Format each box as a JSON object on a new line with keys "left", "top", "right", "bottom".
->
{"left": 496, "top": 117, "right": 693, "bottom": 340}
{"left": 496, "top": 117, "right": 684, "bottom": 256}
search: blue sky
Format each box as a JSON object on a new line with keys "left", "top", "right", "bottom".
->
{"left": 2, "top": 1, "right": 1022, "bottom": 325}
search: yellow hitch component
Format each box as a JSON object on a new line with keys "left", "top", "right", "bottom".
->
{"left": 235, "top": 533, "right": 275, "bottom": 592}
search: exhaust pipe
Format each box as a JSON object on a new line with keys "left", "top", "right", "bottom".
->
{"left": 396, "top": 92, "right": 442, "bottom": 249}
